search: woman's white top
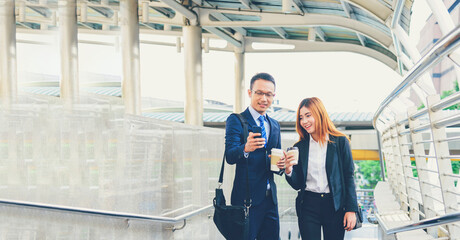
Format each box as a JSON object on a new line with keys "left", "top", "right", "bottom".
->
{"left": 305, "top": 135, "right": 330, "bottom": 193}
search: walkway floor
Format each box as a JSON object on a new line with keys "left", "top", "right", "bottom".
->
{"left": 280, "top": 223, "right": 378, "bottom": 239}
{"left": 345, "top": 224, "right": 379, "bottom": 240}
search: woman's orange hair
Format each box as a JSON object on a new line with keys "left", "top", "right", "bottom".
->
{"left": 295, "top": 97, "right": 348, "bottom": 145}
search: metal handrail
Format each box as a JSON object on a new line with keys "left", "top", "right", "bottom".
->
{"left": 410, "top": 108, "right": 428, "bottom": 121}
{"left": 0, "top": 198, "right": 212, "bottom": 231}
{"left": 373, "top": 26, "right": 460, "bottom": 129}
{"left": 412, "top": 122, "right": 431, "bottom": 134}
{"left": 280, "top": 207, "right": 294, "bottom": 217}
{"left": 378, "top": 211, "right": 460, "bottom": 235}
{"left": 431, "top": 91, "right": 460, "bottom": 112}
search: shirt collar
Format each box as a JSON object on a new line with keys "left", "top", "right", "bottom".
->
{"left": 248, "top": 105, "right": 267, "bottom": 122}
{"left": 309, "top": 134, "right": 329, "bottom": 144}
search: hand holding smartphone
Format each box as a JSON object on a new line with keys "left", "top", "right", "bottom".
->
{"left": 252, "top": 126, "right": 262, "bottom": 138}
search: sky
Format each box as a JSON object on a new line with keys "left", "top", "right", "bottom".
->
{"left": 16, "top": 0, "right": 432, "bottom": 113}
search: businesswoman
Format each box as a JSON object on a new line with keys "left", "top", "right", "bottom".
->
{"left": 284, "top": 97, "right": 359, "bottom": 240}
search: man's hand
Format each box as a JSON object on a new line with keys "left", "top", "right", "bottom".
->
{"left": 343, "top": 211, "right": 357, "bottom": 231}
{"left": 244, "top": 132, "right": 265, "bottom": 152}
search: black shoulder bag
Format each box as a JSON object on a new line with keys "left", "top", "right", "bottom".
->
{"left": 213, "top": 113, "right": 251, "bottom": 240}
{"left": 337, "top": 136, "right": 363, "bottom": 230}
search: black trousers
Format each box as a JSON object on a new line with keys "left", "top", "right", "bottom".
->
{"left": 249, "top": 190, "right": 279, "bottom": 240}
{"left": 298, "top": 191, "right": 345, "bottom": 240}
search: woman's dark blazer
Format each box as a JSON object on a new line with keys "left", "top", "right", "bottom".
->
{"left": 285, "top": 135, "right": 359, "bottom": 213}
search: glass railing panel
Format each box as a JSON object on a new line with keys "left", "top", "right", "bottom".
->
{"left": 0, "top": 94, "right": 225, "bottom": 239}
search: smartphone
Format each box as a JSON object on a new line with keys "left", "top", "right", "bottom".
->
{"left": 252, "top": 126, "right": 262, "bottom": 138}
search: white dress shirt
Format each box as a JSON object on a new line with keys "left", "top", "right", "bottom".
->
{"left": 243, "top": 105, "right": 270, "bottom": 159}
{"left": 305, "top": 135, "right": 330, "bottom": 193}
{"left": 248, "top": 105, "right": 270, "bottom": 139}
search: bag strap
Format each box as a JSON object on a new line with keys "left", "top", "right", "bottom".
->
{"left": 218, "top": 113, "right": 251, "bottom": 207}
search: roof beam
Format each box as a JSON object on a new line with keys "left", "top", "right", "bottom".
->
{"left": 291, "top": 0, "right": 305, "bottom": 15}
{"left": 390, "top": 0, "right": 404, "bottom": 29}
{"left": 315, "top": 27, "right": 326, "bottom": 42}
{"left": 346, "top": 0, "right": 391, "bottom": 23}
{"left": 210, "top": 13, "right": 247, "bottom": 36}
{"left": 192, "top": 0, "right": 248, "bottom": 36}
{"left": 159, "top": 0, "right": 197, "bottom": 24}
{"left": 238, "top": 0, "right": 258, "bottom": 10}
{"left": 243, "top": 37, "right": 397, "bottom": 70}
{"left": 340, "top": 0, "right": 366, "bottom": 46}
{"left": 203, "top": 27, "right": 242, "bottom": 47}
{"left": 302, "top": 8, "right": 325, "bottom": 41}
{"left": 271, "top": 27, "right": 288, "bottom": 39}
{"left": 199, "top": 9, "right": 392, "bottom": 48}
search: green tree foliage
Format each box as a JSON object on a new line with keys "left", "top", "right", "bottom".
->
{"left": 453, "top": 161, "right": 459, "bottom": 174}
{"left": 355, "top": 161, "right": 382, "bottom": 190}
{"left": 419, "top": 79, "right": 459, "bottom": 110}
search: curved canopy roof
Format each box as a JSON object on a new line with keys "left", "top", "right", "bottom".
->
{"left": 16, "top": 0, "right": 414, "bottom": 71}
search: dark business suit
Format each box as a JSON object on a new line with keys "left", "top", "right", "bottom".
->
{"left": 286, "top": 135, "right": 358, "bottom": 240}
{"left": 225, "top": 108, "right": 282, "bottom": 240}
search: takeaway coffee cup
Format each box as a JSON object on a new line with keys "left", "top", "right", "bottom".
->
{"left": 287, "top": 147, "right": 299, "bottom": 165}
{"left": 271, "top": 148, "right": 283, "bottom": 172}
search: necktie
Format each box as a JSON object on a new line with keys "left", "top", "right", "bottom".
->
{"left": 258, "top": 115, "right": 267, "bottom": 147}
{"left": 259, "top": 115, "right": 271, "bottom": 191}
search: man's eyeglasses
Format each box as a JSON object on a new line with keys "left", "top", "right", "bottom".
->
{"left": 252, "top": 90, "right": 275, "bottom": 99}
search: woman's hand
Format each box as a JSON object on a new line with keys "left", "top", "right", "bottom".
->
{"left": 283, "top": 151, "right": 296, "bottom": 174}
{"left": 343, "top": 211, "right": 357, "bottom": 231}
{"left": 276, "top": 151, "right": 287, "bottom": 170}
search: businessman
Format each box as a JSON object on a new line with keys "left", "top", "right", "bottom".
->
{"left": 225, "top": 72, "right": 284, "bottom": 240}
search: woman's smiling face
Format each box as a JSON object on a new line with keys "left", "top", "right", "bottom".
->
{"left": 299, "top": 106, "right": 316, "bottom": 136}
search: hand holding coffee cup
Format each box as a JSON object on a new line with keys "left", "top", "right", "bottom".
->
{"left": 285, "top": 147, "right": 299, "bottom": 174}
{"left": 276, "top": 151, "right": 288, "bottom": 170}
{"left": 270, "top": 148, "right": 285, "bottom": 172}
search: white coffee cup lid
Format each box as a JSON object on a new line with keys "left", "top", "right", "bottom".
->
{"left": 271, "top": 148, "right": 283, "bottom": 154}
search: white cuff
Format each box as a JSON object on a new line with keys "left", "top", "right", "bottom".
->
{"left": 244, "top": 151, "right": 249, "bottom": 158}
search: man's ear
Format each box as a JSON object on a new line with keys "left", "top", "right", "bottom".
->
{"left": 248, "top": 89, "right": 252, "bottom": 98}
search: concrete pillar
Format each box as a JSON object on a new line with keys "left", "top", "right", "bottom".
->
{"left": 183, "top": 26, "right": 203, "bottom": 126}
{"left": 120, "top": 0, "right": 141, "bottom": 115}
{"left": 58, "top": 0, "right": 79, "bottom": 103}
{"left": 234, "top": 52, "right": 245, "bottom": 113}
{"left": 0, "top": 0, "right": 18, "bottom": 105}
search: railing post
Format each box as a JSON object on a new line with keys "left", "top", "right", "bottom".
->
{"left": 426, "top": 94, "right": 460, "bottom": 237}
{"left": 395, "top": 116, "right": 419, "bottom": 221}
{"left": 407, "top": 106, "right": 438, "bottom": 237}
{"left": 376, "top": 130, "right": 386, "bottom": 181}
{"left": 383, "top": 125, "right": 401, "bottom": 197}
{"left": 381, "top": 128, "right": 396, "bottom": 191}
{"left": 389, "top": 121, "right": 409, "bottom": 211}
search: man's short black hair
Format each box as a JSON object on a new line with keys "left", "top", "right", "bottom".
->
{"left": 250, "top": 72, "right": 276, "bottom": 90}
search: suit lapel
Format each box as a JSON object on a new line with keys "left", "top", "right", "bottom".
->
{"left": 300, "top": 139, "right": 310, "bottom": 180}
{"left": 241, "top": 108, "right": 257, "bottom": 127}
{"left": 266, "top": 114, "right": 276, "bottom": 149}
{"left": 325, "top": 136, "right": 337, "bottom": 182}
